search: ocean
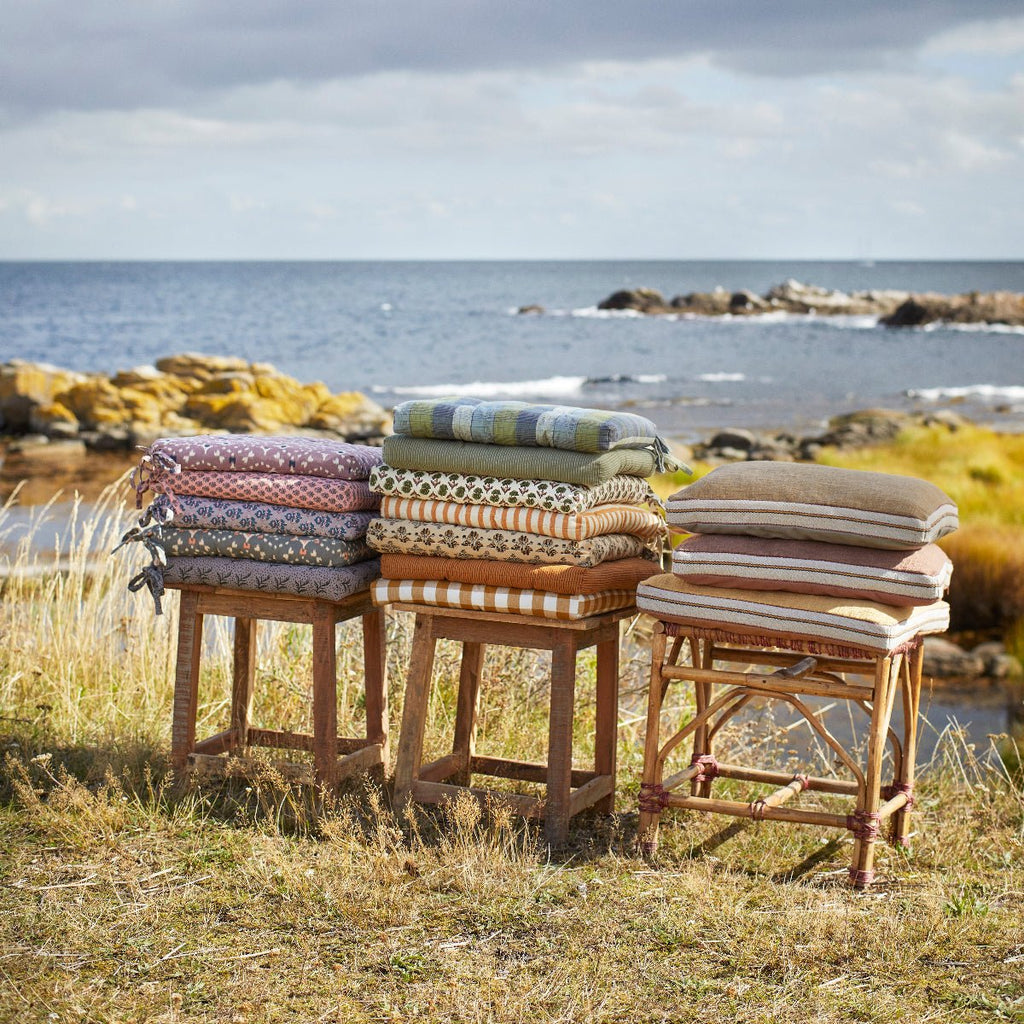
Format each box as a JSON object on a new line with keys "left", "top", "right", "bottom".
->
{"left": 2, "top": 259, "right": 1023, "bottom": 443}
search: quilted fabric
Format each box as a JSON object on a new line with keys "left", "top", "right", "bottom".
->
{"left": 152, "top": 470, "right": 380, "bottom": 513}
{"left": 151, "top": 493, "right": 376, "bottom": 541}
{"left": 392, "top": 398, "right": 667, "bottom": 453}
{"left": 379, "top": 554, "right": 660, "bottom": 594}
{"left": 145, "top": 435, "right": 383, "bottom": 479}
{"left": 160, "top": 528, "right": 374, "bottom": 568}
{"left": 382, "top": 436, "right": 659, "bottom": 486}
{"left": 379, "top": 496, "right": 667, "bottom": 542}
{"left": 667, "top": 462, "right": 958, "bottom": 549}
{"left": 162, "top": 556, "right": 380, "bottom": 602}
{"left": 372, "top": 578, "right": 635, "bottom": 621}
{"left": 671, "top": 535, "right": 952, "bottom": 606}
{"left": 369, "top": 465, "right": 661, "bottom": 514}
{"left": 366, "top": 518, "right": 651, "bottom": 567}
{"left": 637, "top": 573, "right": 950, "bottom": 653}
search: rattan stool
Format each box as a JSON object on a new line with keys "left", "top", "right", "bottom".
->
{"left": 390, "top": 604, "right": 633, "bottom": 845}
{"left": 169, "top": 584, "right": 387, "bottom": 787}
{"left": 639, "top": 621, "right": 927, "bottom": 887}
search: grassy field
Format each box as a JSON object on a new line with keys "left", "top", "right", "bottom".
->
{"left": 1, "top": 427, "right": 1023, "bottom": 1023}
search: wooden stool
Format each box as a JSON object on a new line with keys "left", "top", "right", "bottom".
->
{"left": 390, "top": 604, "right": 633, "bottom": 845}
{"left": 639, "top": 621, "right": 925, "bottom": 888}
{"left": 168, "top": 584, "right": 387, "bottom": 787}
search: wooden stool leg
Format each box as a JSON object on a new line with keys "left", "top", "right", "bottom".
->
{"left": 311, "top": 603, "right": 339, "bottom": 789}
{"left": 451, "top": 641, "right": 486, "bottom": 787}
{"left": 639, "top": 626, "right": 669, "bottom": 853}
{"left": 361, "top": 608, "right": 388, "bottom": 760}
{"left": 545, "top": 636, "right": 578, "bottom": 846}
{"left": 171, "top": 590, "right": 204, "bottom": 775}
{"left": 231, "top": 617, "right": 257, "bottom": 755}
{"left": 393, "top": 614, "right": 438, "bottom": 812}
{"left": 693, "top": 638, "right": 715, "bottom": 798}
{"left": 593, "top": 631, "right": 619, "bottom": 815}
{"left": 850, "top": 654, "right": 898, "bottom": 888}
{"left": 892, "top": 645, "right": 923, "bottom": 847}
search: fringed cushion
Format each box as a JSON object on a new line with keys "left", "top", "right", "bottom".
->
{"left": 667, "top": 462, "right": 958, "bottom": 549}
{"left": 671, "top": 535, "right": 952, "bottom": 606}
{"left": 637, "top": 573, "right": 949, "bottom": 654}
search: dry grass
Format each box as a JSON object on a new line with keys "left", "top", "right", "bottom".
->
{"left": 0, "top": 478, "right": 1023, "bottom": 1022}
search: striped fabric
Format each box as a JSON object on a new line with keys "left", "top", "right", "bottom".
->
{"left": 392, "top": 398, "right": 665, "bottom": 453}
{"left": 162, "top": 556, "right": 380, "bottom": 602}
{"left": 369, "top": 465, "right": 661, "bottom": 514}
{"left": 667, "top": 463, "right": 958, "bottom": 549}
{"left": 637, "top": 573, "right": 950, "bottom": 654}
{"left": 380, "top": 496, "right": 667, "bottom": 542}
{"left": 671, "top": 535, "right": 952, "bottom": 606}
{"left": 379, "top": 554, "right": 660, "bottom": 594}
{"left": 366, "top": 518, "right": 651, "bottom": 567}
{"left": 160, "top": 528, "right": 374, "bottom": 568}
{"left": 382, "top": 436, "right": 659, "bottom": 486}
{"left": 372, "top": 578, "right": 635, "bottom": 621}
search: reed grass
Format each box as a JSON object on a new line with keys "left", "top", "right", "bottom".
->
{"left": 0, "top": 475, "right": 1022, "bottom": 1022}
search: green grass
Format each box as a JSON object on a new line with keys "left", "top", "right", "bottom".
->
{"left": 1, "top": 470, "right": 1023, "bottom": 1022}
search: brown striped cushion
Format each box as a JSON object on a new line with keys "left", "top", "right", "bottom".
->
{"left": 372, "top": 578, "right": 634, "bottom": 620}
{"left": 667, "top": 462, "right": 958, "bottom": 549}
{"left": 379, "top": 496, "right": 667, "bottom": 542}
{"left": 636, "top": 573, "right": 949, "bottom": 653}
{"left": 671, "top": 535, "right": 952, "bottom": 606}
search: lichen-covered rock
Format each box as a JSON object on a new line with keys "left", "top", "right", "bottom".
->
{"left": 309, "top": 391, "right": 391, "bottom": 439}
{"left": 28, "top": 400, "right": 80, "bottom": 439}
{"left": 0, "top": 360, "right": 88, "bottom": 431}
{"left": 155, "top": 352, "right": 251, "bottom": 380}
{"left": 597, "top": 288, "right": 667, "bottom": 313}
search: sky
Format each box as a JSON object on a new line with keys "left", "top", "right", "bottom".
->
{"left": 2, "top": 1, "right": 1023, "bottom": 261}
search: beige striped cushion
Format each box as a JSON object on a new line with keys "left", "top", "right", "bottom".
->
{"left": 667, "top": 462, "right": 958, "bottom": 549}
{"left": 372, "top": 578, "right": 635, "bottom": 620}
{"left": 637, "top": 573, "right": 949, "bottom": 653}
{"left": 379, "top": 496, "right": 667, "bottom": 542}
{"left": 671, "top": 535, "right": 952, "bottom": 606}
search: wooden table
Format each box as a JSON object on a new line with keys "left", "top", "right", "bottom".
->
{"left": 390, "top": 603, "right": 635, "bottom": 845}
{"left": 168, "top": 583, "right": 387, "bottom": 788}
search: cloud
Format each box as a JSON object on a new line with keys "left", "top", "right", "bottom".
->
{"left": 3, "top": 0, "right": 1022, "bottom": 120}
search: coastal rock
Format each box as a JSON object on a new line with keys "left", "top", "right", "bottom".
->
{"left": 0, "top": 354, "right": 391, "bottom": 448}
{"left": 800, "top": 409, "right": 914, "bottom": 455}
{"left": 517, "top": 304, "right": 545, "bottom": 315}
{"left": 971, "top": 642, "right": 1022, "bottom": 679}
{"left": 881, "top": 291, "right": 1024, "bottom": 328}
{"left": 597, "top": 288, "right": 667, "bottom": 313}
{"left": 923, "top": 637, "right": 985, "bottom": 680}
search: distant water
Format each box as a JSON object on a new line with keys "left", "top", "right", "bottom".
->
{"left": 1, "top": 259, "right": 1022, "bottom": 443}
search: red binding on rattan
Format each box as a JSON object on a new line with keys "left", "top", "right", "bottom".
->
{"left": 638, "top": 782, "right": 670, "bottom": 813}
{"left": 881, "top": 782, "right": 914, "bottom": 807}
{"left": 846, "top": 810, "right": 882, "bottom": 842}
{"left": 690, "top": 753, "right": 719, "bottom": 784}
{"left": 848, "top": 868, "right": 876, "bottom": 888}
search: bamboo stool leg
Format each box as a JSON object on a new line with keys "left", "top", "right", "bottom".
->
{"left": 692, "top": 638, "right": 716, "bottom": 799}
{"left": 638, "top": 625, "right": 670, "bottom": 854}
{"left": 311, "top": 602, "right": 339, "bottom": 789}
{"left": 891, "top": 645, "right": 923, "bottom": 847}
{"left": 593, "top": 632, "right": 619, "bottom": 815}
{"left": 545, "top": 635, "right": 578, "bottom": 846}
{"left": 451, "top": 641, "right": 486, "bottom": 787}
{"left": 231, "top": 617, "right": 257, "bottom": 755}
{"left": 171, "top": 590, "right": 204, "bottom": 775}
{"left": 361, "top": 608, "right": 389, "bottom": 762}
{"left": 393, "top": 614, "right": 438, "bottom": 813}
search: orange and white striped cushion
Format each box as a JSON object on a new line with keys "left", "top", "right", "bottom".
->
{"left": 371, "top": 578, "right": 635, "bottom": 620}
{"left": 380, "top": 496, "right": 666, "bottom": 541}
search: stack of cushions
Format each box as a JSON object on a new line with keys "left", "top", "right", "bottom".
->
{"left": 123, "top": 435, "right": 383, "bottom": 610}
{"left": 636, "top": 462, "right": 958, "bottom": 654}
{"left": 367, "top": 398, "right": 682, "bottom": 621}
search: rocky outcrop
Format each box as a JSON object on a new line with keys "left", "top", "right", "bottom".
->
{"left": 0, "top": 354, "right": 391, "bottom": 450}
{"left": 923, "top": 637, "right": 1022, "bottom": 681}
{"left": 570, "top": 280, "right": 1023, "bottom": 326}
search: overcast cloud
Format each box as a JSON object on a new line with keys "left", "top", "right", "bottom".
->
{"left": 1, "top": 1, "right": 1022, "bottom": 259}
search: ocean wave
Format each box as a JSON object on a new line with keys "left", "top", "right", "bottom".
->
{"left": 906, "top": 384, "right": 1024, "bottom": 402}
{"left": 696, "top": 372, "right": 745, "bottom": 383}
{"left": 921, "top": 321, "right": 1024, "bottom": 336}
{"left": 376, "top": 376, "right": 588, "bottom": 399}
{"left": 585, "top": 373, "right": 668, "bottom": 386}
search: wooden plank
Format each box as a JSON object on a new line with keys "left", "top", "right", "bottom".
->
{"left": 231, "top": 617, "right": 257, "bottom": 747}
{"left": 568, "top": 775, "right": 614, "bottom": 816}
{"left": 418, "top": 753, "right": 464, "bottom": 783}
{"left": 311, "top": 602, "right": 338, "bottom": 788}
{"left": 593, "top": 635, "right": 618, "bottom": 814}
{"left": 171, "top": 589, "right": 203, "bottom": 772}
{"left": 335, "top": 742, "right": 385, "bottom": 779}
{"left": 451, "top": 641, "right": 485, "bottom": 786}
{"left": 246, "top": 728, "right": 315, "bottom": 752}
{"left": 361, "top": 608, "right": 388, "bottom": 753}
{"left": 411, "top": 780, "right": 544, "bottom": 819}
{"left": 192, "top": 728, "right": 238, "bottom": 756}
{"left": 470, "top": 755, "right": 597, "bottom": 788}
{"left": 392, "top": 615, "right": 437, "bottom": 810}
{"left": 545, "top": 635, "right": 577, "bottom": 845}
{"left": 187, "top": 753, "right": 313, "bottom": 786}
{"left": 390, "top": 602, "right": 635, "bottom": 633}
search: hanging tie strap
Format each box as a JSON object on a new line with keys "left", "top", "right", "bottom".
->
{"left": 690, "top": 753, "right": 719, "bottom": 785}
{"left": 649, "top": 436, "right": 690, "bottom": 476}
{"left": 111, "top": 521, "right": 168, "bottom": 567}
{"left": 129, "top": 450, "right": 179, "bottom": 508}
{"left": 127, "top": 564, "right": 166, "bottom": 616}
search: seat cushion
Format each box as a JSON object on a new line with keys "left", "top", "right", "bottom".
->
{"left": 637, "top": 573, "right": 949, "bottom": 653}
{"left": 671, "top": 535, "right": 952, "bottom": 606}
{"left": 666, "top": 462, "right": 958, "bottom": 549}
